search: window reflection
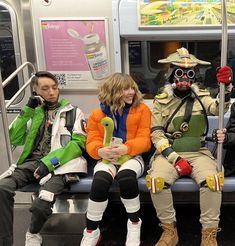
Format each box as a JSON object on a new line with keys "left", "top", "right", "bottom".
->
{"left": 0, "top": 4, "right": 19, "bottom": 100}
{"left": 129, "top": 40, "right": 235, "bottom": 99}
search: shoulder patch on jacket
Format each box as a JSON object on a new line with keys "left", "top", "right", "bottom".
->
{"left": 154, "top": 93, "right": 173, "bottom": 104}
{"left": 155, "top": 92, "right": 168, "bottom": 99}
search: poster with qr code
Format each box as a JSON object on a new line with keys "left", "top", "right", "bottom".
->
{"left": 40, "top": 18, "right": 111, "bottom": 90}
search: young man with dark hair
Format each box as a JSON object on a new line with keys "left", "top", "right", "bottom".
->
{"left": 0, "top": 71, "right": 87, "bottom": 246}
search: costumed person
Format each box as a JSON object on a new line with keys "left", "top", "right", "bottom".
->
{"left": 147, "top": 47, "right": 232, "bottom": 246}
{"left": 80, "top": 73, "right": 151, "bottom": 246}
{"left": 0, "top": 71, "right": 87, "bottom": 246}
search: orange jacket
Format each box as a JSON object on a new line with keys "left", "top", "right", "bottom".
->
{"left": 86, "top": 103, "right": 151, "bottom": 160}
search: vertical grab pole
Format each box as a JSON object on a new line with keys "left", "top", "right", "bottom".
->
{"left": 217, "top": 0, "right": 228, "bottom": 171}
{"left": 0, "top": 70, "right": 13, "bottom": 166}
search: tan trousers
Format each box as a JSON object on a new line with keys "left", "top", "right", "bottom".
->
{"left": 148, "top": 148, "right": 222, "bottom": 228}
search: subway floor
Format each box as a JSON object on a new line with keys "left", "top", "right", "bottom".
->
{"left": 13, "top": 201, "right": 235, "bottom": 246}
{"left": 99, "top": 203, "right": 235, "bottom": 246}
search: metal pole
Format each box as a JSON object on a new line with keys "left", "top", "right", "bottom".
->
{"left": 6, "top": 77, "right": 33, "bottom": 109}
{"left": 0, "top": 62, "right": 36, "bottom": 167}
{"left": 2, "top": 62, "right": 36, "bottom": 88}
{"left": 0, "top": 69, "right": 13, "bottom": 166}
{"left": 217, "top": 0, "right": 228, "bottom": 171}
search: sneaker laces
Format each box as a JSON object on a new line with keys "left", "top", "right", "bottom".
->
{"left": 81, "top": 229, "right": 101, "bottom": 246}
{"left": 126, "top": 220, "right": 141, "bottom": 245}
{"left": 26, "top": 232, "right": 42, "bottom": 245}
{"left": 128, "top": 225, "right": 140, "bottom": 238}
{"left": 82, "top": 234, "right": 97, "bottom": 244}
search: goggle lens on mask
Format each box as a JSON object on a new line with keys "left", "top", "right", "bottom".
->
{"left": 175, "top": 69, "right": 195, "bottom": 79}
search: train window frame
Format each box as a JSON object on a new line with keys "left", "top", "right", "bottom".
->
{"left": 127, "top": 39, "right": 235, "bottom": 99}
{"left": 0, "top": 2, "right": 23, "bottom": 103}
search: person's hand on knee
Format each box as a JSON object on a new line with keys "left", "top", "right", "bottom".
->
{"left": 34, "top": 161, "right": 49, "bottom": 179}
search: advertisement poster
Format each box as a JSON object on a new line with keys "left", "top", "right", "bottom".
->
{"left": 138, "top": 0, "right": 235, "bottom": 28}
{"left": 40, "top": 18, "right": 110, "bottom": 90}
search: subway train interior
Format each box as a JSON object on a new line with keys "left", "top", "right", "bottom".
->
{"left": 2, "top": 0, "right": 235, "bottom": 245}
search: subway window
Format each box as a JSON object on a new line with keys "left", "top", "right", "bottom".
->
{"left": 129, "top": 40, "right": 235, "bottom": 99}
{"left": 0, "top": 3, "right": 21, "bottom": 100}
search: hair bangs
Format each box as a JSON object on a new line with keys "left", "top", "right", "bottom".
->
{"left": 98, "top": 73, "right": 143, "bottom": 113}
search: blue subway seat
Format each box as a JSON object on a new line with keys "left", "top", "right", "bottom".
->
{"left": 19, "top": 175, "right": 235, "bottom": 193}
{"left": 19, "top": 115, "right": 235, "bottom": 194}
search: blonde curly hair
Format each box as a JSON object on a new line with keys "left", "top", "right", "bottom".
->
{"left": 98, "top": 73, "right": 143, "bottom": 114}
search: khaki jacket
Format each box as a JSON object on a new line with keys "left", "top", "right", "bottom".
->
{"left": 151, "top": 84, "right": 232, "bottom": 150}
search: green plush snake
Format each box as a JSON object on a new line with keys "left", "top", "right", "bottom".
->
{"left": 101, "top": 117, "right": 131, "bottom": 165}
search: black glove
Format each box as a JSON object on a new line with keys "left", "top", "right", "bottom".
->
{"left": 27, "top": 95, "right": 39, "bottom": 109}
{"left": 212, "top": 128, "right": 228, "bottom": 143}
{"left": 34, "top": 161, "right": 49, "bottom": 179}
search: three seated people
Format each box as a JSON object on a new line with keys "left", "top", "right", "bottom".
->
{"left": 0, "top": 47, "right": 234, "bottom": 246}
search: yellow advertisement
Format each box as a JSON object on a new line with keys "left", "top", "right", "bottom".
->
{"left": 138, "top": 0, "right": 235, "bottom": 28}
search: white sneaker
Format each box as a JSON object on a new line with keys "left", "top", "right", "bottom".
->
{"left": 25, "top": 231, "right": 42, "bottom": 246}
{"left": 126, "top": 219, "right": 142, "bottom": 246}
{"left": 80, "top": 228, "right": 101, "bottom": 246}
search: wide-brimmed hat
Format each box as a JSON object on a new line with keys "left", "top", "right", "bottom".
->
{"left": 158, "top": 47, "right": 211, "bottom": 68}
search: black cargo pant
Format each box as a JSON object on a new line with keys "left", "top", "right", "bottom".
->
{"left": 0, "top": 161, "right": 65, "bottom": 246}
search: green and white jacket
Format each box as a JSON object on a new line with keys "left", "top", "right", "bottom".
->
{"left": 9, "top": 98, "right": 87, "bottom": 175}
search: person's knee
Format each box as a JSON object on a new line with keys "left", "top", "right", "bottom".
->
{"left": 0, "top": 187, "right": 14, "bottom": 203}
{"left": 146, "top": 174, "right": 171, "bottom": 193}
{"left": 30, "top": 195, "right": 53, "bottom": 219}
{"left": 116, "top": 170, "right": 138, "bottom": 198}
{"left": 90, "top": 171, "right": 113, "bottom": 202}
{"left": 0, "top": 185, "right": 6, "bottom": 195}
{"left": 200, "top": 172, "right": 224, "bottom": 191}
{"left": 0, "top": 176, "right": 17, "bottom": 194}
